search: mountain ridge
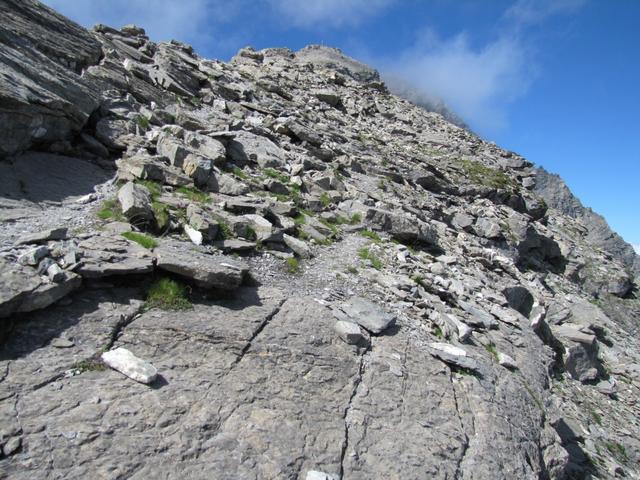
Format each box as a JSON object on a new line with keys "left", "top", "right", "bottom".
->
{"left": 1, "top": 1, "right": 639, "bottom": 478}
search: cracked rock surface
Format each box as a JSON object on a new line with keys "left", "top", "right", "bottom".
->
{"left": 1, "top": 1, "right": 640, "bottom": 479}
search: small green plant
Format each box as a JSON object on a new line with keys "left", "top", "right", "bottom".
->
{"left": 360, "top": 229, "right": 382, "bottom": 243}
{"left": 318, "top": 218, "right": 339, "bottom": 236}
{"left": 263, "top": 168, "right": 290, "bottom": 183}
{"left": 604, "top": 441, "right": 628, "bottom": 461}
{"left": 349, "top": 213, "right": 362, "bottom": 224}
{"left": 121, "top": 231, "right": 158, "bottom": 249}
{"left": 285, "top": 257, "right": 300, "bottom": 274}
{"left": 97, "top": 199, "right": 125, "bottom": 221}
{"left": 136, "top": 179, "right": 163, "bottom": 197}
{"left": 346, "top": 266, "right": 358, "bottom": 274}
{"left": 460, "top": 159, "right": 513, "bottom": 190}
{"left": 71, "top": 358, "right": 106, "bottom": 373}
{"left": 136, "top": 115, "right": 150, "bottom": 130}
{"left": 358, "top": 247, "right": 383, "bottom": 270}
{"left": 244, "top": 226, "right": 257, "bottom": 241}
{"left": 484, "top": 343, "right": 499, "bottom": 362}
{"left": 319, "top": 192, "right": 331, "bottom": 208}
{"left": 232, "top": 167, "right": 248, "bottom": 180}
{"left": 146, "top": 277, "right": 192, "bottom": 310}
{"left": 177, "top": 185, "right": 210, "bottom": 204}
{"left": 434, "top": 325, "right": 444, "bottom": 338}
{"left": 377, "top": 178, "right": 387, "bottom": 190}
{"left": 216, "top": 219, "right": 233, "bottom": 240}
{"left": 152, "top": 201, "right": 170, "bottom": 232}
{"left": 293, "top": 214, "right": 307, "bottom": 226}
{"left": 590, "top": 409, "right": 603, "bottom": 426}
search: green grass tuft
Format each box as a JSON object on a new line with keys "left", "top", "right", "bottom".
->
{"left": 136, "top": 115, "right": 150, "bottom": 129}
{"left": 484, "top": 343, "right": 499, "bottom": 361}
{"left": 319, "top": 192, "right": 331, "bottom": 207}
{"left": 232, "top": 167, "right": 248, "bottom": 180}
{"left": 72, "top": 358, "right": 107, "bottom": 373}
{"left": 349, "top": 213, "right": 362, "bottom": 224}
{"left": 146, "top": 277, "right": 192, "bottom": 310}
{"left": 358, "top": 247, "right": 383, "bottom": 270}
{"left": 97, "top": 199, "right": 125, "bottom": 221}
{"left": 604, "top": 441, "right": 628, "bottom": 461}
{"left": 360, "top": 229, "right": 382, "bottom": 243}
{"left": 285, "top": 257, "right": 300, "bottom": 274}
{"left": 263, "top": 168, "right": 290, "bottom": 183}
{"left": 177, "top": 185, "right": 210, "bottom": 204}
{"left": 121, "top": 231, "right": 158, "bottom": 249}
{"left": 136, "top": 179, "right": 163, "bottom": 197}
{"left": 460, "top": 159, "right": 513, "bottom": 190}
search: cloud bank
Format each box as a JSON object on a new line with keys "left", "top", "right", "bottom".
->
{"left": 634, "top": 244, "right": 640, "bottom": 255}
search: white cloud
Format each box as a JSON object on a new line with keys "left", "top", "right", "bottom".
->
{"left": 267, "top": 0, "right": 393, "bottom": 28}
{"left": 379, "top": 0, "right": 587, "bottom": 134}
{"left": 384, "top": 32, "right": 533, "bottom": 131}
{"left": 633, "top": 244, "right": 640, "bottom": 254}
{"left": 504, "top": 0, "right": 587, "bottom": 27}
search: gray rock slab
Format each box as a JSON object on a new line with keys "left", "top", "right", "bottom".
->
{"left": 154, "top": 241, "right": 249, "bottom": 289}
{"left": 339, "top": 296, "right": 396, "bottom": 334}
{"left": 14, "top": 227, "right": 68, "bottom": 245}
{"left": 76, "top": 234, "right": 154, "bottom": 278}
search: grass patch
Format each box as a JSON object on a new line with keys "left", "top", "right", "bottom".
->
{"left": 349, "top": 213, "right": 362, "bottom": 224}
{"left": 460, "top": 159, "right": 513, "bottom": 190}
{"left": 434, "top": 325, "right": 444, "bottom": 339}
{"left": 71, "top": 358, "right": 106, "bottom": 373}
{"left": 232, "top": 167, "right": 248, "bottom": 180}
{"left": 263, "top": 168, "right": 290, "bottom": 183}
{"left": 136, "top": 179, "right": 163, "bottom": 197}
{"left": 484, "top": 343, "right": 499, "bottom": 362}
{"left": 346, "top": 266, "right": 358, "bottom": 274}
{"left": 319, "top": 192, "right": 331, "bottom": 208}
{"left": 152, "top": 201, "right": 170, "bottom": 231}
{"left": 590, "top": 409, "right": 603, "bottom": 426}
{"left": 318, "top": 218, "right": 339, "bottom": 236}
{"left": 121, "top": 231, "right": 158, "bottom": 249}
{"left": 360, "top": 229, "right": 382, "bottom": 243}
{"left": 358, "top": 247, "right": 383, "bottom": 270}
{"left": 177, "top": 185, "right": 210, "bottom": 204}
{"left": 605, "top": 441, "right": 628, "bottom": 461}
{"left": 136, "top": 115, "right": 150, "bottom": 130}
{"left": 294, "top": 213, "right": 307, "bottom": 226}
{"left": 97, "top": 199, "right": 125, "bottom": 221}
{"left": 146, "top": 277, "right": 192, "bottom": 310}
{"left": 285, "top": 257, "right": 300, "bottom": 274}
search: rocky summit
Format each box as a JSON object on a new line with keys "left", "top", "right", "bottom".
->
{"left": 1, "top": 1, "right": 639, "bottom": 479}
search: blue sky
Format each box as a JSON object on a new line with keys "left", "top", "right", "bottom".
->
{"left": 42, "top": 0, "right": 640, "bottom": 250}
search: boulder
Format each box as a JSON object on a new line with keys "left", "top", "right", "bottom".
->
{"left": 101, "top": 347, "right": 158, "bottom": 384}
{"left": 428, "top": 342, "right": 480, "bottom": 372}
{"left": 366, "top": 208, "right": 437, "bottom": 245}
{"left": 15, "top": 227, "right": 68, "bottom": 245}
{"left": 283, "top": 233, "right": 312, "bottom": 259}
{"left": 76, "top": 234, "right": 154, "bottom": 277}
{"left": 227, "top": 131, "right": 285, "bottom": 168}
{"left": 117, "top": 182, "right": 154, "bottom": 225}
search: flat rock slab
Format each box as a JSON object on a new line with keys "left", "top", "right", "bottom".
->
{"left": 14, "top": 227, "right": 68, "bottom": 245}
{"left": 0, "top": 258, "right": 81, "bottom": 318}
{"left": 76, "top": 234, "right": 154, "bottom": 278}
{"left": 102, "top": 347, "right": 158, "bottom": 384}
{"left": 338, "top": 296, "right": 396, "bottom": 334}
{"left": 427, "top": 342, "right": 480, "bottom": 371}
{"left": 154, "top": 241, "right": 249, "bottom": 289}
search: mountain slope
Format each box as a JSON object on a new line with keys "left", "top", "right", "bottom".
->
{"left": 0, "top": 1, "right": 639, "bottom": 479}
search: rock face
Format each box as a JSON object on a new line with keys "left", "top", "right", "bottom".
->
{"left": 1, "top": 2, "right": 639, "bottom": 479}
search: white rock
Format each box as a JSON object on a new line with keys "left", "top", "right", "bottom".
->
{"left": 498, "top": 352, "right": 518, "bottom": 369}
{"left": 101, "top": 347, "right": 158, "bottom": 384}
{"left": 184, "top": 224, "right": 203, "bottom": 245}
{"left": 429, "top": 342, "right": 467, "bottom": 357}
{"left": 306, "top": 471, "right": 340, "bottom": 480}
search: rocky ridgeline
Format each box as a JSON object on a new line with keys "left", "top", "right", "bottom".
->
{"left": 1, "top": 1, "right": 639, "bottom": 479}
